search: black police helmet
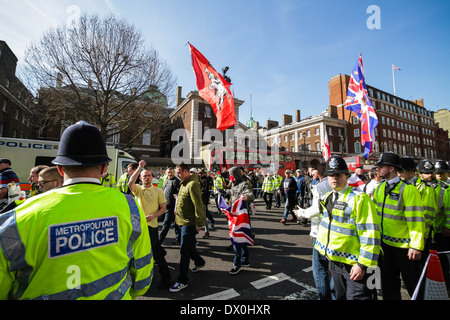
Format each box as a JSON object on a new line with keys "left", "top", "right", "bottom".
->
{"left": 324, "top": 155, "right": 349, "bottom": 176}
{"left": 417, "top": 159, "right": 435, "bottom": 174}
{"left": 375, "top": 152, "right": 403, "bottom": 171}
{"left": 52, "top": 121, "right": 112, "bottom": 166}
{"left": 434, "top": 160, "right": 450, "bottom": 173}
{"left": 399, "top": 157, "right": 416, "bottom": 172}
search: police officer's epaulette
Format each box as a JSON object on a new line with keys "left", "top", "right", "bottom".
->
{"left": 438, "top": 180, "right": 449, "bottom": 189}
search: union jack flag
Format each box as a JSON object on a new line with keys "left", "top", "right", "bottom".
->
{"left": 392, "top": 65, "right": 401, "bottom": 71}
{"left": 218, "top": 194, "right": 254, "bottom": 247}
{"left": 345, "top": 54, "right": 378, "bottom": 159}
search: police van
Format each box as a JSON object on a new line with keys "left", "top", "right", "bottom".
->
{"left": 0, "top": 137, "right": 136, "bottom": 192}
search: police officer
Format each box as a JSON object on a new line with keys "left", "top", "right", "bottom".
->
{"left": 435, "top": 160, "right": 450, "bottom": 185}
{"left": 314, "top": 155, "right": 381, "bottom": 300}
{"left": 372, "top": 152, "right": 425, "bottom": 300}
{"left": 0, "top": 121, "right": 153, "bottom": 300}
{"left": 418, "top": 159, "right": 450, "bottom": 290}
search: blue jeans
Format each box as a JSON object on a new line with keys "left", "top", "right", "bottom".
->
{"left": 233, "top": 244, "right": 249, "bottom": 267}
{"left": 312, "top": 238, "right": 335, "bottom": 300}
{"left": 282, "top": 197, "right": 296, "bottom": 220}
{"left": 159, "top": 207, "right": 180, "bottom": 244}
{"left": 177, "top": 225, "right": 205, "bottom": 284}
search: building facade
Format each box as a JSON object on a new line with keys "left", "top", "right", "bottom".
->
{"left": 261, "top": 109, "right": 348, "bottom": 168}
{"left": 169, "top": 86, "right": 245, "bottom": 162}
{"left": 329, "top": 73, "right": 450, "bottom": 160}
{"left": 0, "top": 41, "right": 36, "bottom": 139}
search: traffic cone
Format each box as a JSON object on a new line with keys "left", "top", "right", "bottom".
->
{"left": 424, "top": 250, "right": 449, "bottom": 300}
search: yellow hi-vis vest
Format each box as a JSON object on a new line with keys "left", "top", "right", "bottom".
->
{"left": 431, "top": 180, "right": 450, "bottom": 235}
{"left": 373, "top": 179, "right": 425, "bottom": 251}
{"left": 0, "top": 183, "right": 153, "bottom": 300}
{"left": 413, "top": 178, "right": 437, "bottom": 239}
{"left": 262, "top": 177, "right": 275, "bottom": 193}
{"left": 315, "top": 186, "right": 381, "bottom": 268}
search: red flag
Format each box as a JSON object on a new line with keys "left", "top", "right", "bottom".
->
{"left": 322, "top": 129, "right": 331, "bottom": 162}
{"left": 189, "top": 43, "right": 236, "bottom": 131}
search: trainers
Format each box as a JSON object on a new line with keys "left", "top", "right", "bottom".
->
{"left": 241, "top": 261, "right": 251, "bottom": 267}
{"left": 229, "top": 265, "right": 241, "bottom": 275}
{"left": 191, "top": 263, "right": 205, "bottom": 272}
{"left": 280, "top": 219, "right": 286, "bottom": 225}
{"left": 170, "top": 282, "right": 188, "bottom": 292}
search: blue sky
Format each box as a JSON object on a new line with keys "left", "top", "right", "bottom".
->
{"left": 1, "top": 0, "right": 449, "bottom": 126}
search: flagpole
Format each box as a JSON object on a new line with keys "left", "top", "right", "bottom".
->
{"left": 392, "top": 65, "right": 396, "bottom": 96}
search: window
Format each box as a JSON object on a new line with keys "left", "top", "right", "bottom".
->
{"left": 329, "top": 127, "right": 333, "bottom": 136}
{"left": 142, "top": 129, "right": 151, "bottom": 145}
{"left": 204, "top": 106, "right": 212, "bottom": 118}
{"left": 315, "top": 142, "right": 320, "bottom": 151}
{"left": 315, "top": 128, "right": 319, "bottom": 136}
{"left": 353, "top": 116, "right": 359, "bottom": 124}
{"left": 291, "top": 133, "right": 294, "bottom": 141}
{"left": 1, "top": 100, "right": 6, "bottom": 113}
{"left": 306, "top": 130, "right": 310, "bottom": 137}
{"left": 354, "top": 142, "right": 361, "bottom": 153}
{"left": 354, "top": 129, "right": 360, "bottom": 137}
{"left": 284, "top": 135, "right": 287, "bottom": 142}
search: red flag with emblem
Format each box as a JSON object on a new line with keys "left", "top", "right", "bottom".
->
{"left": 189, "top": 43, "right": 236, "bottom": 131}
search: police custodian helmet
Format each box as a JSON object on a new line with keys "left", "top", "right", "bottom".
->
{"left": 434, "top": 160, "right": 450, "bottom": 173}
{"left": 324, "top": 155, "right": 349, "bottom": 176}
{"left": 52, "top": 121, "right": 112, "bottom": 166}
{"left": 375, "top": 152, "right": 403, "bottom": 171}
{"left": 417, "top": 159, "right": 434, "bottom": 174}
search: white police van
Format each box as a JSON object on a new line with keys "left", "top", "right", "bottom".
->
{"left": 0, "top": 137, "right": 136, "bottom": 192}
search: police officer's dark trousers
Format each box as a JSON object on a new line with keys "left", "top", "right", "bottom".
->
{"left": 329, "top": 261, "right": 372, "bottom": 300}
{"left": 380, "top": 242, "right": 423, "bottom": 300}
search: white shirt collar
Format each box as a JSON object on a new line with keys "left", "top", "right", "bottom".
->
{"left": 387, "top": 176, "right": 400, "bottom": 186}
{"left": 63, "top": 177, "right": 101, "bottom": 186}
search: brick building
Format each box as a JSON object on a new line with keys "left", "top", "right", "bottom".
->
{"left": 261, "top": 109, "right": 348, "bottom": 168}
{"left": 0, "top": 41, "right": 36, "bottom": 139}
{"left": 169, "top": 86, "right": 245, "bottom": 162}
{"left": 328, "top": 73, "right": 450, "bottom": 160}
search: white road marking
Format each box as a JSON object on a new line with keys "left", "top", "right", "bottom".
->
{"left": 195, "top": 288, "right": 240, "bottom": 300}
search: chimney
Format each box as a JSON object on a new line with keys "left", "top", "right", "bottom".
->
{"left": 413, "top": 98, "right": 424, "bottom": 107}
{"left": 295, "top": 110, "right": 301, "bottom": 122}
{"left": 267, "top": 120, "right": 279, "bottom": 130}
{"left": 282, "top": 114, "right": 292, "bottom": 126}
{"left": 254, "top": 121, "right": 259, "bottom": 130}
{"left": 176, "top": 86, "right": 182, "bottom": 107}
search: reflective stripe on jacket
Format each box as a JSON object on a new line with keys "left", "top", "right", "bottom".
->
{"left": 414, "top": 180, "right": 437, "bottom": 239}
{"left": 262, "top": 177, "right": 274, "bottom": 193}
{"left": 373, "top": 180, "right": 425, "bottom": 250}
{"left": 0, "top": 183, "right": 153, "bottom": 300}
{"left": 315, "top": 187, "right": 381, "bottom": 268}
{"left": 432, "top": 180, "right": 450, "bottom": 234}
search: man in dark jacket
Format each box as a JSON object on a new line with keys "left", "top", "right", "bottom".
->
{"left": 279, "top": 170, "right": 298, "bottom": 224}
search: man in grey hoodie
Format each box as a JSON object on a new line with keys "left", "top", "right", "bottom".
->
{"left": 224, "top": 166, "right": 255, "bottom": 275}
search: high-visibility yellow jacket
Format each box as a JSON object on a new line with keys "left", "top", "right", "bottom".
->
{"left": 157, "top": 173, "right": 167, "bottom": 188}
{"left": 315, "top": 186, "right": 381, "bottom": 268}
{"left": 0, "top": 183, "right": 153, "bottom": 300}
{"left": 413, "top": 178, "right": 437, "bottom": 239}
{"left": 117, "top": 173, "right": 130, "bottom": 193}
{"left": 262, "top": 176, "right": 275, "bottom": 194}
{"left": 272, "top": 174, "right": 282, "bottom": 190}
{"left": 373, "top": 179, "right": 425, "bottom": 251}
{"left": 430, "top": 180, "right": 450, "bottom": 235}
{"left": 213, "top": 175, "right": 225, "bottom": 194}
{"left": 100, "top": 173, "right": 117, "bottom": 188}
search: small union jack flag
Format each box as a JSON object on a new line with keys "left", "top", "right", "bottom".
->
{"left": 392, "top": 65, "right": 401, "bottom": 71}
{"left": 218, "top": 194, "right": 254, "bottom": 247}
{"left": 345, "top": 54, "right": 378, "bottom": 159}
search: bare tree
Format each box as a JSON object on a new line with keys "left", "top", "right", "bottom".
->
{"left": 24, "top": 14, "right": 176, "bottom": 142}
